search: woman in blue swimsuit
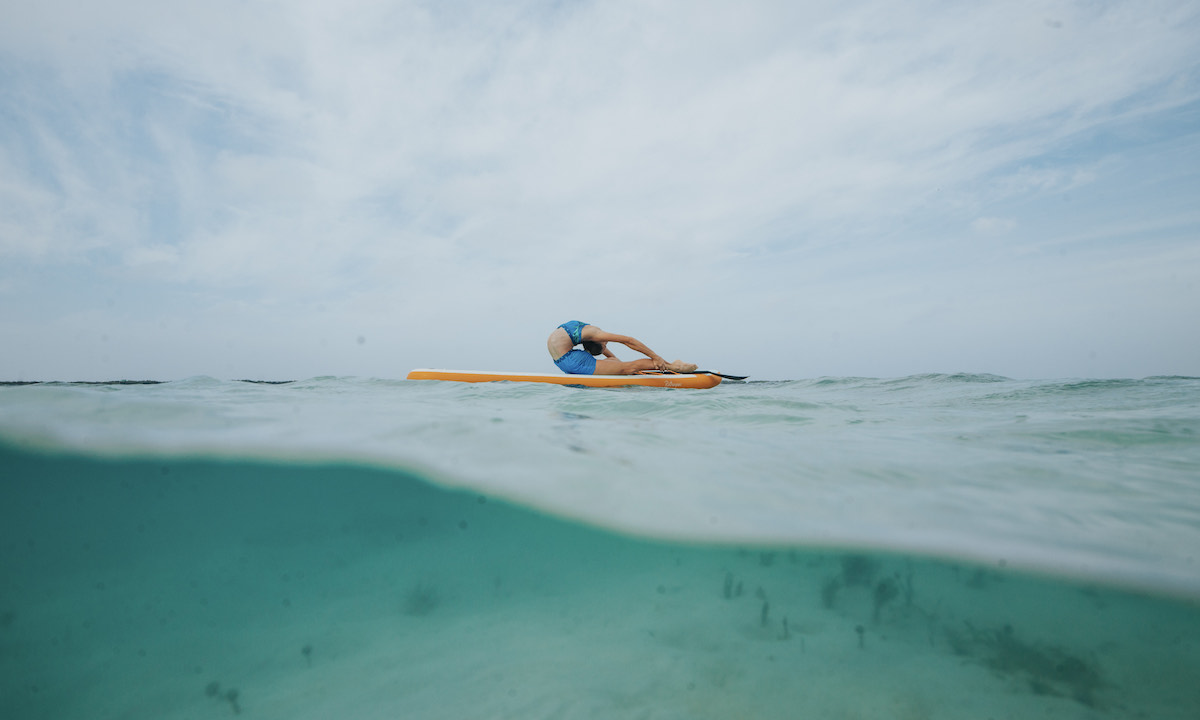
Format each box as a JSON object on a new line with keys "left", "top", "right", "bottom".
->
{"left": 547, "top": 321, "right": 698, "bottom": 376}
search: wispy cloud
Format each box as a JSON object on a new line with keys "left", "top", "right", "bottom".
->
{"left": 2, "top": 0, "right": 1198, "bottom": 379}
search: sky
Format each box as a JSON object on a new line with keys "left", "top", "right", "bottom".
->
{"left": 1, "top": 0, "right": 1198, "bottom": 381}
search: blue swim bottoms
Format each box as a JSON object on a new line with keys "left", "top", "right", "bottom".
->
{"left": 554, "top": 349, "right": 597, "bottom": 375}
{"left": 558, "top": 321, "right": 589, "bottom": 345}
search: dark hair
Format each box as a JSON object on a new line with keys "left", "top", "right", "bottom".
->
{"left": 582, "top": 340, "right": 604, "bottom": 356}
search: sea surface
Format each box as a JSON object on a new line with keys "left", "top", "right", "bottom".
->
{"left": 2, "top": 374, "right": 1198, "bottom": 719}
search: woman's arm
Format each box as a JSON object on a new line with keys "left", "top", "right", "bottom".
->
{"left": 582, "top": 327, "right": 667, "bottom": 369}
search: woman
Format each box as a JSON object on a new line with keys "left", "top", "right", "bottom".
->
{"left": 547, "top": 321, "right": 698, "bottom": 376}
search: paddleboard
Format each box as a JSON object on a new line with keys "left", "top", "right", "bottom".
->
{"left": 406, "top": 369, "right": 722, "bottom": 389}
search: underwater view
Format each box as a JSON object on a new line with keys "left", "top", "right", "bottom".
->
{"left": 1, "top": 375, "right": 1198, "bottom": 718}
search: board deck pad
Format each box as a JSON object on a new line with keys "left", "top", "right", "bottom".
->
{"left": 406, "top": 369, "right": 722, "bottom": 389}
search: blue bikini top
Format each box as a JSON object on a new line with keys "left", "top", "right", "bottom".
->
{"left": 558, "top": 321, "right": 589, "bottom": 346}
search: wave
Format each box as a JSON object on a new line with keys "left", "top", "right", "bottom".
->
{"left": 3, "top": 373, "right": 1199, "bottom": 601}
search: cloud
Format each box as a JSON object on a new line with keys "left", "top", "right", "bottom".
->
{"left": 971, "top": 217, "right": 1017, "bottom": 235}
{"left": 1, "top": 0, "right": 1199, "bottom": 378}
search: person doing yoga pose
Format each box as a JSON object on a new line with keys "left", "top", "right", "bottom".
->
{"left": 547, "top": 321, "right": 698, "bottom": 376}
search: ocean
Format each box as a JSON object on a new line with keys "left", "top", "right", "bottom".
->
{"left": 1, "top": 374, "right": 1198, "bottom": 719}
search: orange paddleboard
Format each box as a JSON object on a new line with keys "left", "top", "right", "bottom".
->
{"left": 406, "top": 369, "right": 722, "bottom": 389}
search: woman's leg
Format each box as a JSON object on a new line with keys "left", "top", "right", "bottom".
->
{"left": 593, "top": 357, "right": 660, "bottom": 375}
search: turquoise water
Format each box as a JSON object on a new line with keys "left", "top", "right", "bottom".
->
{"left": 1, "top": 375, "right": 1199, "bottom": 718}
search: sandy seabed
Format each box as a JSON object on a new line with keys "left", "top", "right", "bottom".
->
{"left": 2, "top": 458, "right": 1199, "bottom": 720}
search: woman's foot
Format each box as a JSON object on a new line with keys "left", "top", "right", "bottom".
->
{"left": 667, "top": 360, "right": 698, "bottom": 373}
